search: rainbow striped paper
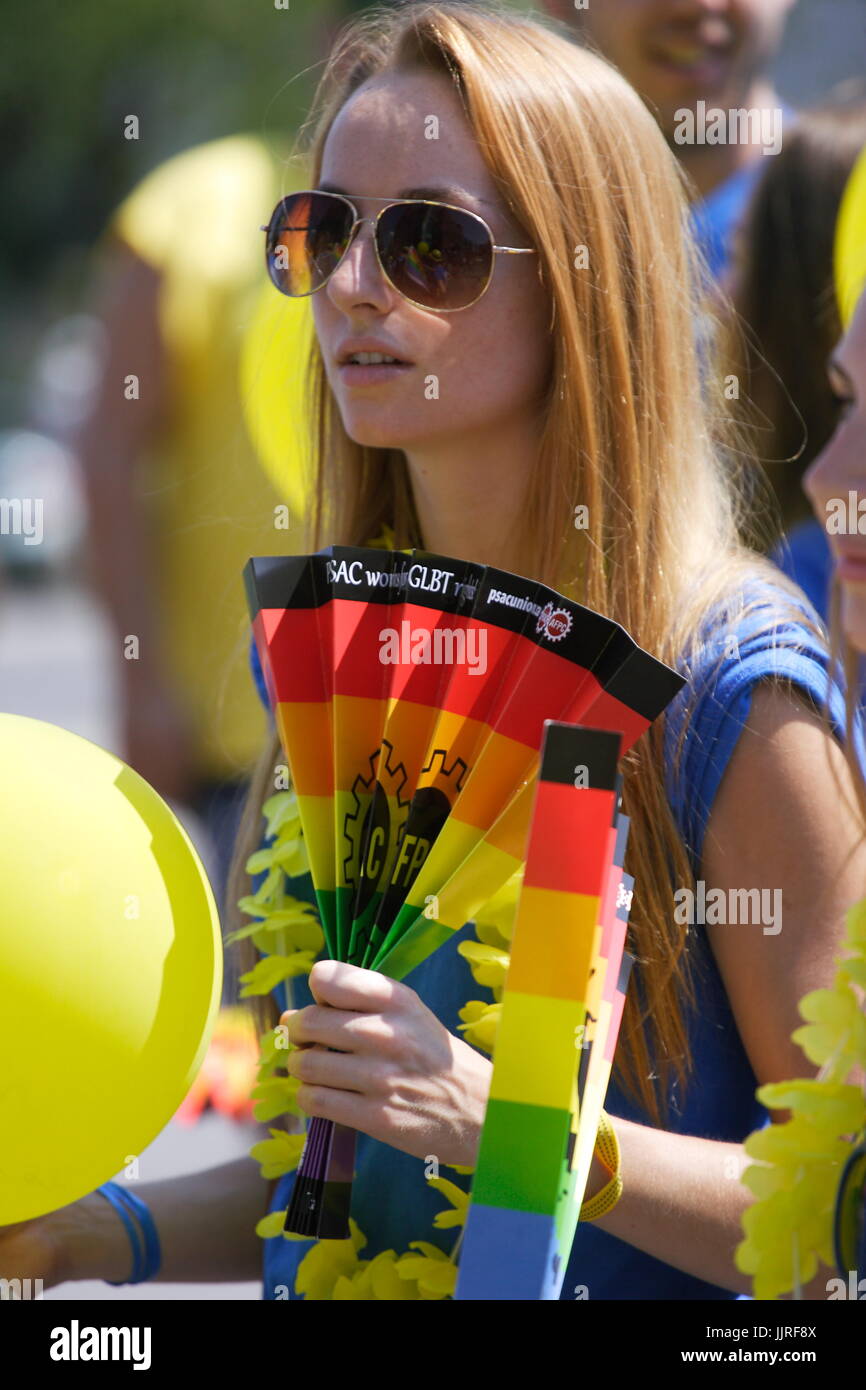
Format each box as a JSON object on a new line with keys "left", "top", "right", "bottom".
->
{"left": 456, "top": 722, "right": 636, "bottom": 1301}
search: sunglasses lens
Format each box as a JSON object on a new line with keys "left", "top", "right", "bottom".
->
{"left": 377, "top": 202, "right": 493, "bottom": 310}
{"left": 266, "top": 192, "right": 353, "bottom": 296}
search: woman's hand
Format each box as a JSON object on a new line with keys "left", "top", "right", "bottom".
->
{"left": 281, "top": 960, "right": 493, "bottom": 1168}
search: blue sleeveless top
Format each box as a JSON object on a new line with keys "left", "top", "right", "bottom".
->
{"left": 247, "top": 577, "right": 862, "bottom": 1300}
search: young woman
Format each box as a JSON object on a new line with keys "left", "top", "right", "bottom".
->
{"left": 234, "top": 2, "right": 866, "bottom": 1301}
{"left": 5, "top": 2, "right": 863, "bottom": 1301}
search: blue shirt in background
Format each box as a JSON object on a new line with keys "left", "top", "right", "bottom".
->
{"left": 247, "top": 576, "right": 861, "bottom": 1299}
{"left": 772, "top": 518, "right": 832, "bottom": 624}
{"left": 691, "top": 162, "right": 762, "bottom": 281}
{"left": 689, "top": 104, "right": 797, "bottom": 281}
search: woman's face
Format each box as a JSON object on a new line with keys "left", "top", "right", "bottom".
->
{"left": 804, "top": 292, "right": 866, "bottom": 650}
{"left": 311, "top": 67, "right": 552, "bottom": 456}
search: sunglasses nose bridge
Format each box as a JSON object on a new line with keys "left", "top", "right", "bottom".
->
{"left": 328, "top": 211, "right": 391, "bottom": 299}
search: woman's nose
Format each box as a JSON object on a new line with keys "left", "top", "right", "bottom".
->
{"left": 326, "top": 218, "right": 393, "bottom": 312}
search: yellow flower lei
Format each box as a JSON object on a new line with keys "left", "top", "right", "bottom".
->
{"left": 735, "top": 899, "right": 866, "bottom": 1300}
{"left": 230, "top": 784, "right": 519, "bottom": 1300}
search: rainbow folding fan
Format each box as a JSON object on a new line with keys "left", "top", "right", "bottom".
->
{"left": 244, "top": 547, "right": 684, "bottom": 1239}
{"left": 456, "top": 721, "right": 636, "bottom": 1300}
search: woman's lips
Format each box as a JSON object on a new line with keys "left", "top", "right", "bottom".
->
{"left": 336, "top": 361, "right": 414, "bottom": 386}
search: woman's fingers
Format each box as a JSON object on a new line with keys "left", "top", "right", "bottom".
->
{"left": 287, "top": 1042, "right": 371, "bottom": 1093}
{"left": 280, "top": 1002, "right": 400, "bottom": 1054}
{"left": 279, "top": 962, "right": 417, "bottom": 1051}
{"left": 292, "top": 1081, "right": 384, "bottom": 1132}
{"left": 305, "top": 959, "right": 409, "bottom": 1013}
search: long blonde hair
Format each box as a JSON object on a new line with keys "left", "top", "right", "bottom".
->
{"left": 228, "top": 1, "right": 826, "bottom": 1124}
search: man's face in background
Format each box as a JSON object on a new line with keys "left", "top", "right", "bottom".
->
{"left": 543, "top": 1, "right": 795, "bottom": 136}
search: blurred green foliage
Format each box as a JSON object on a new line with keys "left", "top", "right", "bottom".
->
{"left": 1, "top": 0, "right": 367, "bottom": 291}
{"left": 2, "top": 0, "right": 528, "bottom": 295}
{"left": 0, "top": 0, "right": 528, "bottom": 420}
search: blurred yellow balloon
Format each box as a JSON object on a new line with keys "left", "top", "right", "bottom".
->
{"left": 240, "top": 282, "right": 316, "bottom": 519}
{"left": 0, "top": 715, "right": 223, "bottom": 1223}
{"left": 835, "top": 141, "right": 866, "bottom": 330}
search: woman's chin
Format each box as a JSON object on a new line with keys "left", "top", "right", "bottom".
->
{"left": 340, "top": 409, "right": 416, "bottom": 452}
{"left": 841, "top": 585, "right": 866, "bottom": 655}
{"left": 345, "top": 423, "right": 405, "bottom": 450}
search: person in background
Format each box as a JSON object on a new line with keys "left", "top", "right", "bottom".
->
{"left": 804, "top": 148, "right": 866, "bottom": 666}
{"left": 726, "top": 100, "right": 866, "bottom": 617}
{"left": 542, "top": 0, "right": 796, "bottom": 280}
{"left": 74, "top": 134, "right": 294, "bottom": 960}
{"left": 794, "top": 148, "right": 866, "bottom": 1288}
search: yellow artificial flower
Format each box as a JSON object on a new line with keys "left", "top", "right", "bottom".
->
{"left": 366, "top": 524, "right": 397, "bottom": 551}
{"left": 255, "top": 1208, "right": 310, "bottom": 1241}
{"left": 239, "top": 950, "right": 319, "bottom": 997}
{"left": 250, "top": 1075, "right": 302, "bottom": 1123}
{"left": 793, "top": 975, "right": 866, "bottom": 1076}
{"left": 757, "top": 1079, "right": 865, "bottom": 1137}
{"left": 261, "top": 788, "right": 304, "bottom": 838}
{"left": 735, "top": 900, "right": 866, "bottom": 1299}
{"left": 256, "top": 1023, "right": 295, "bottom": 1074}
{"left": 427, "top": 1175, "right": 470, "bottom": 1229}
{"left": 457, "top": 940, "right": 511, "bottom": 993}
{"left": 228, "top": 899, "right": 321, "bottom": 947}
{"left": 249, "top": 1128, "right": 306, "bottom": 1180}
{"left": 395, "top": 1242, "right": 459, "bottom": 1298}
{"left": 472, "top": 871, "right": 522, "bottom": 950}
{"left": 339, "top": 1250, "right": 422, "bottom": 1300}
{"left": 844, "top": 898, "right": 866, "bottom": 948}
{"left": 295, "top": 1218, "right": 368, "bottom": 1301}
{"left": 457, "top": 999, "right": 501, "bottom": 1053}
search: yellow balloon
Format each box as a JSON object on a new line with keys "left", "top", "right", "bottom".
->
{"left": 0, "top": 715, "right": 223, "bottom": 1223}
{"left": 240, "top": 281, "right": 316, "bottom": 518}
{"left": 835, "top": 141, "right": 866, "bottom": 330}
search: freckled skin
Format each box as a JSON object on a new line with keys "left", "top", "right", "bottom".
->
{"left": 312, "top": 68, "right": 552, "bottom": 461}
{"left": 804, "top": 293, "right": 866, "bottom": 651}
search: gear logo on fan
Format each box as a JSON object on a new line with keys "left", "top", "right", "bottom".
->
{"left": 386, "top": 748, "right": 470, "bottom": 894}
{"left": 536, "top": 603, "right": 572, "bottom": 642}
{"left": 342, "top": 741, "right": 411, "bottom": 915}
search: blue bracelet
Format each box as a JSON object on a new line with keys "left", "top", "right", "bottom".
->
{"left": 97, "top": 1182, "right": 162, "bottom": 1285}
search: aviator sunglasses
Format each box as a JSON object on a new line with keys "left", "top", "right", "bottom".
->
{"left": 262, "top": 189, "right": 537, "bottom": 313}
